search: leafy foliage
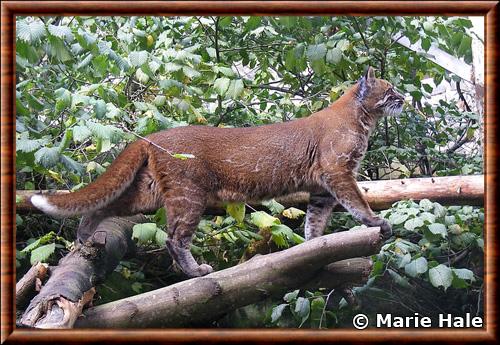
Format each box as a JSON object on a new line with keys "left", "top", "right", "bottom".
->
{"left": 15, "top": 15, "right": 483, "bottom": 328}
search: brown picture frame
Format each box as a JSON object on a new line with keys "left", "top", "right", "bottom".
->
{"left": 1, "top": 1, "right": 498, "bottom": 343}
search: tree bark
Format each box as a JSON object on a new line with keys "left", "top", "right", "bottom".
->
{"left": 19, "top": 215, "right": 146, "bottom": 328}
{"left": 74, "top": 227, "right": 382, "bottom": 328}
{"left": 16, "top": 175, "right": 484, "bottom": 216}
{"left": 16, "top": 262, "right": 48, "bottom": 310}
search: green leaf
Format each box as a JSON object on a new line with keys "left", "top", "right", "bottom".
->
{"left": 153, "top": 95, "right": 166, "bottom": 107}
{"left": 433, "top": 203, "right": 447, "bottom": 218}
{"left": 270, "top": 224, "right": 295, "bottom": 247}
{"left": 421, "top": 37, "right": 431, "bottom": 52}
{"left": 183, "top": 66, "right": 201, "bottom": 79}
{"left": 306, "top": 44, "right": 327, "bottom": 61}
{"left": 132, "top": 223, "right": 158, "bottom": 244}
{"left": 326, "top": 47, "right": 342, "bottom": 64}
{"left": 389, "top": 212, "right": 409, "bottom": 225}
{"left": 476, "top": 238, "right": 484, "bottom": 251}
{"left": 86, "top": 121, "right": 120, "bottom": 141}
{"left": 94, "top": 99, "right": 107, "bottom": 119}
{"left": 30, "top": 243, "right": 56, "bottom": 265}
{"left": 226, "top": 202, "right": 246, "bottom": 224}
{"left": 214, "top": 77, "right": 231, "bottom": 96}
{"left": 48, "top": 24, "right": 73, "bottom": 41}
{"left": 17, "top": 19, "right": 46, "bottom": 43}
{"left": 135, "top": 68, "right": 150, "bottom": 84}
{"left": 16, "top": 133, "right": 48, "bottom": 153}
{"left": 216, "top": 66, "right": 235, "bottom": 77}
{"left": 73, "top": 125, "right": 92, "bottom": 142}
{"left": 428, "top": 223, "right": 447, "bottom": 238}
{"left": 48, "top": 35, "right": 72, "bottom": 62}
{"left": 404, "top": 257, "right": 428, "bottom": 277}
{"left": 76, "top": 53, "right": 93, "bottom": 70}
{"left": 226, "top": 79, "right": 244, "bottom": 99}
{"left": 261, "top": 199, "right": 285, "bottom": 215}
{"left": 22, "top": 238, "right": 42, "bottom": 253}
{"left": 419, "top": 212, "right": 436, "bottom": 224}
{"left": 452, "top": 268, "right": 475, "bottom": 282}
{"left": 271, "top": 304, "right": 288, "bottom": 323}
{"left": 457, "top": 35, "right": 472, "bottom": 57}
{"left": 60, "top": 155, "right": 84, "bottom": 174}
{"left": 245, "top": 16, "right": 262, "bottom": 31}
{"left": 285, "top": 48, "right": 297, "bottom": 70}
{"left": 282, "top": 207, "right": 305, "bottom": 219}
{"left": 129, "top": 50, "right": 149, "bottom": 67}
{"left": 419, "top": 199, "right": 433, "bottom": 211}
{"left": 404, "top": 217, "right": 424, "bottom": 231}
{"left": 155, "top": 229, "right": 168, "bottom": 246}
{"left": 219, "top": 17, "right": 232, "bottom": 28}
{"left": 34, "top": 147, "right": 60, "bottom": 168}
{"left": 294, "top": 297, "right": 311, "bottom": 326}
{"left": 206, "top": 47, "right": 216, "bottom": 59}
{"left": 429, "top": 264, "right": 453, "bottom": 290}
{"left": 250, "top": 211, "right": 280, "bottom": 229}
{"left": 54, "top": 88, "right": 72, "bottom": 114}
{"left": 423, "top": 21, "right": 434, "bottom": 32}
{"left": 284, "top": 290, "right": 299, "bottom": 302}
{"left": 171, "top": 153, "right": 195, "bottom": 160}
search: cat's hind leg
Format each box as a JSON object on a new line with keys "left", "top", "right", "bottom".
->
{"left": 304, "top": 193, "right": 338, "bottom": 240}
{"left": 164, "top": 190, "right": 212, "bottom": 277}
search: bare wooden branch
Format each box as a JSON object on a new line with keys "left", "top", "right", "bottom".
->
{"left": 301, "top": 257, "right": 373, "bottom": 290}
{"left": 74, "top": 227, "right": 382, "bottom": 328}
{"left": 16, "top": 175, "right": 484, "bottom": 216}
{"left": 19, "top": 215, "right": 147, "bottom": 328}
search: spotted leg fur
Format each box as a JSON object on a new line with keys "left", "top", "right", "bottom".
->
{"left": 304, "top": 194, "right": 339, "bottom": 241}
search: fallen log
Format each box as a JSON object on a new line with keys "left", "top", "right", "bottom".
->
{"left": 74, "top": 227, "right": 382, "bottom": 328}
{"left": 19, "top": 215, "right": 146, "bottom": 328}
{"left": 16, "top": 175, "right": 484, "bottom": 215}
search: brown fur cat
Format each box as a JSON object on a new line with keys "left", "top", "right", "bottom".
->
{"left": 31, "top": 67, "right": 404, "bottom": 277}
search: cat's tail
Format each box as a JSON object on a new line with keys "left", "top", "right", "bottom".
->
{"left": 30, "top": 139, "right": 149, "bottom": 217}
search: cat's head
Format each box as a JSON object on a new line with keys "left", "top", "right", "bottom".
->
{"left": 357, "top": 66, "right": 405, "bottom": 117}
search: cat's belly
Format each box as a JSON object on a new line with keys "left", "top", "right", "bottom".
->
{"left": 213, "top": 182, "right": 324, "bottom": 204}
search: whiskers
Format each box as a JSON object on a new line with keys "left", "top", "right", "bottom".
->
{"left": 384, "top": 102, "right": 404, "bottom": 117}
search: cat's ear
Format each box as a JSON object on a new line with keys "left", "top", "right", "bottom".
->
{"left": 358, "top": 66, "right": 375, "bottom": 99}
{"left": 365, "top": 66, "right": 376, "bottom": 80}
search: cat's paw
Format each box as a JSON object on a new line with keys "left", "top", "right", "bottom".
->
{"left": 186, "top": 264, "right": 214, "bottom": 277}
{"left": 197, "top": 264, "right": 214, "bottom": 276}
{"left": 379, "top": 219, "right": 392, "bottom": 239}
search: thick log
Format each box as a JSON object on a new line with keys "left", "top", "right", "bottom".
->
{"left": 19, "top": 215, "right": 146, "bottom": 328}
{"left": 74, "top": 227, "right": 382, "bottom": 328}
{"left": 16, "top": 175, "right": 484, "bottom": 215}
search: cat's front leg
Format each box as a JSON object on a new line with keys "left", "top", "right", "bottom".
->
{"left": 320, "top": 173, "right": 392, "bottom": 238}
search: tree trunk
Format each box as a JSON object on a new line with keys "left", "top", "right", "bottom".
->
{"left": 74, "top": 227, "right": 382, "bottom": 328}
{"left": 16, "top": 175, "right": 484, "bottom": 216}
{"left": 19, "top": 215, "right": 146, "bottom": 328}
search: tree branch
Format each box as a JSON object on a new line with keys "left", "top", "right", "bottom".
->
{"left": 74, "top": 227, "right": 382, "bottom": 328}
{"left": 19, "top": 215, "right": 147, "bottom": 328}
{"left": 17, "top": 175, "right": 485, "bottom": 216}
